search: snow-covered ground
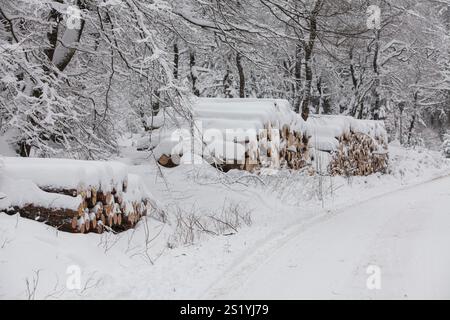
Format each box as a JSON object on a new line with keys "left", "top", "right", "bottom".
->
{"left": 207, "top": 175, "right": 450, "bottom": 299}
{"left": 1, "top": 142, "right": 449, "bottom": 299}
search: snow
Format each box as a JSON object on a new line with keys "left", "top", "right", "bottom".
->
{"left": 140, "top": 112, "right": 193, "bottom": 157}
{"left": 0, "top": 132, "right": 17, "bottom": 157}
{"left": 1, "top": 157, "right": 128, "bottom": 192}
{"left": 351, "top": 119, "right": 387, "bottom": 141}
{"left": 0, "top": 157, "right": 83, "bottom": 210}
{"left": 307, "top": 114, "right": 388, "bottom": 152}
{"left": 193, "top": 98, "right": 301, "bottom": 130}
{"left": 204, "top": 140, "right": 246, "bottom": 162}
{"left": 307, "top": 115, "right": 353, "bottom": 139}
{"left": 1, "top": 141, "right": 449, "bottom": 299}
{"left": 209, "top": 175, "right": 450, "bottom": 299}
{"left": 309, "top": 136, "right": 340, "bottom": 153}
{"left": 0, "top": 175, "right": 83, "bottom": 211}
{"left": 310, "top": 148, "right": 334, "bottom": 174}
{"left": 144, "top": 114, "right": 166, "bottom": 129}
{"left": 1, "top": 0, "right": 448, "bottom": 301}
{"left": 123, "top": 173, "right": 157, "bottom": 208}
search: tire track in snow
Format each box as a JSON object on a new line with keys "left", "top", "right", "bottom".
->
{"left": 200, "top": 173, "right": 450, "bottom": 299}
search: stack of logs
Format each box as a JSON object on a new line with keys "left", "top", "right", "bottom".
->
{"left": 158, "top": 122, "right": 310, "bottom": 172}
{"left": 10, "top": 181, "right": 153, "bottom": 234}
{"left": 329, "top": 132, "right": 389, "bottom": 176}
{"left": 278, "top": 124, "right": 310, "bottom": 171}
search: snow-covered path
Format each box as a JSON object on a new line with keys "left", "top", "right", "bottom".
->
{"left": 205, "top": 175, "right": 450, "bottom": 300}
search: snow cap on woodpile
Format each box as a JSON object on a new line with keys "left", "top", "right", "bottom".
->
{"left": 1, "top": 157, "right": 128, "bottom": 193}
{"left": 306, "top": 115, "right": 388, "bottom": 152}
{"left": 193, "top": 98, "right": 302, "bottom": 131}
{"left": 0, "top": 175, "right": 83, "bottom": 211}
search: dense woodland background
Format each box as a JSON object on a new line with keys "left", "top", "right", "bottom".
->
{"left": 1, "top": 0, "right": 449, "bottom": 159}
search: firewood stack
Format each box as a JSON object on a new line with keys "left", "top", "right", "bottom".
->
{"left": 329, "top": 131, "right": 389, "bottom": 176}
{"left": 277, "top": 124, "right": 310, "bottom": 171}
{"left": 255, "top": 122, "right": 310, "bottom": 171}
{"left": 1, "top": 158, "right": 154, "bottom": 234}
{"left": 158, "top": 121, "right": 310, "bottom": 173}
{"left": 156, "top": 98, "right": 311, "bottom": 172}
{"left": 8, "top": 181, "right": 153, "bottom": 234}
{"left": 154, "top": 99, "right": 389, "bottom": 176}
{"left": 307, "top": 115, "right": 389, "bottom": 176}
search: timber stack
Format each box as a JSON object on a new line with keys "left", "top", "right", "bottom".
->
{"left": 0, "top": 158, "right": 154, "bottom": 234}
{"left": 150, "top": 98, "right": 389, "bottom": 176}
{"left": 154, "top": 98, "right": 310, "bottom": 172}
{"left": 308, "top": 115, "right": 389, "bottom": 176}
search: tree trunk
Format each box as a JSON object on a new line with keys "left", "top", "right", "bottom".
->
{"left": 349, "top": 46, "right": 360, "bottom": 117}
{"left": 399, "top": 103, "right": 405, "bottom": 145}
{"left": 236, "top": 53, "right": 245, "bottom": 98}
{"left": 301, "top": 46, "right": 313, "bottom": 121}
{"left": 316, "top": 77, "right": 323, "bottom": 114}
{"left": 152, "top": 89, "right": 160, "bottom": 115}
{"left": 51, "top": 0, "right": 86, "bottom": 72}
{"left": 19, "top": 141, "right": 32, "bottom": 157}
{"left": 189, "top": 50, "right": 200, "bottom": 96}
{"left": 407, "top": 114, "right": 416, "bottom": 145}
{"left": 300, "top": 0, "right": 321, "bottom": 121}
{"left": 357, "top": 102, "right": 365, "bottom": 119}
{"left": 223, "top": 69, "right": 233, "bottom": 98}
{"left": 371, "top": 30, "right": 381, "bottom": 120}
{"left": 173, "top": 42, "right": 179, "bottom": 80}
{"left": 407, "top": 92, "right": 419, "bottom": 144}
{"left": 44, "top": 2, "right": 63, "bottom": 63}
{"left": 294, "top": 44, "right": 302, "bottom": 113}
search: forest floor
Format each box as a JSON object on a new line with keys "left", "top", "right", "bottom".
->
{"left": 1, "top": 140, "right": 449, "bottom": 299}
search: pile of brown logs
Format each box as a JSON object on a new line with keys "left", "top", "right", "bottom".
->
{"left": 158, "top": 122, "right": 310, "bottom": 172}
{"left": 278, "top": 124, "right": 310, "bottom": 171}
{"left": 8, "top": 181, "right": 153, "bottom": 234}
{"left": 329, "top": 132, "right": 389, "bottom": 176}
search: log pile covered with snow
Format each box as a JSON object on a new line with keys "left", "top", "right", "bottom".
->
{"left": 308, "top": 115, "right": 389, "bottom": 176}
{"left": 0, "top": 157, "right": 155, "bottom": 233}
{"left": 148, "top": 98, "right": 389, "bottom": 176}
{"left": 154, "top": 98, "right": 310, "bottom": 171}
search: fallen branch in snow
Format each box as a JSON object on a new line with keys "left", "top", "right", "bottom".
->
{"left": 226, "top": 174, "right": 267, "bottom": 187}
{"left": 25, "top": 270, "right": 41, "bottom": 300}
{"left": 168, "top": 201, "right": 253, "bottom": 246}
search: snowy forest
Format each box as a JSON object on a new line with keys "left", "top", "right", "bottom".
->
{"left": 1, "top": 0, "right": 449, "bottom": 157}
{"left": 1, "top": 0, "right": 450, "bottom": 301}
